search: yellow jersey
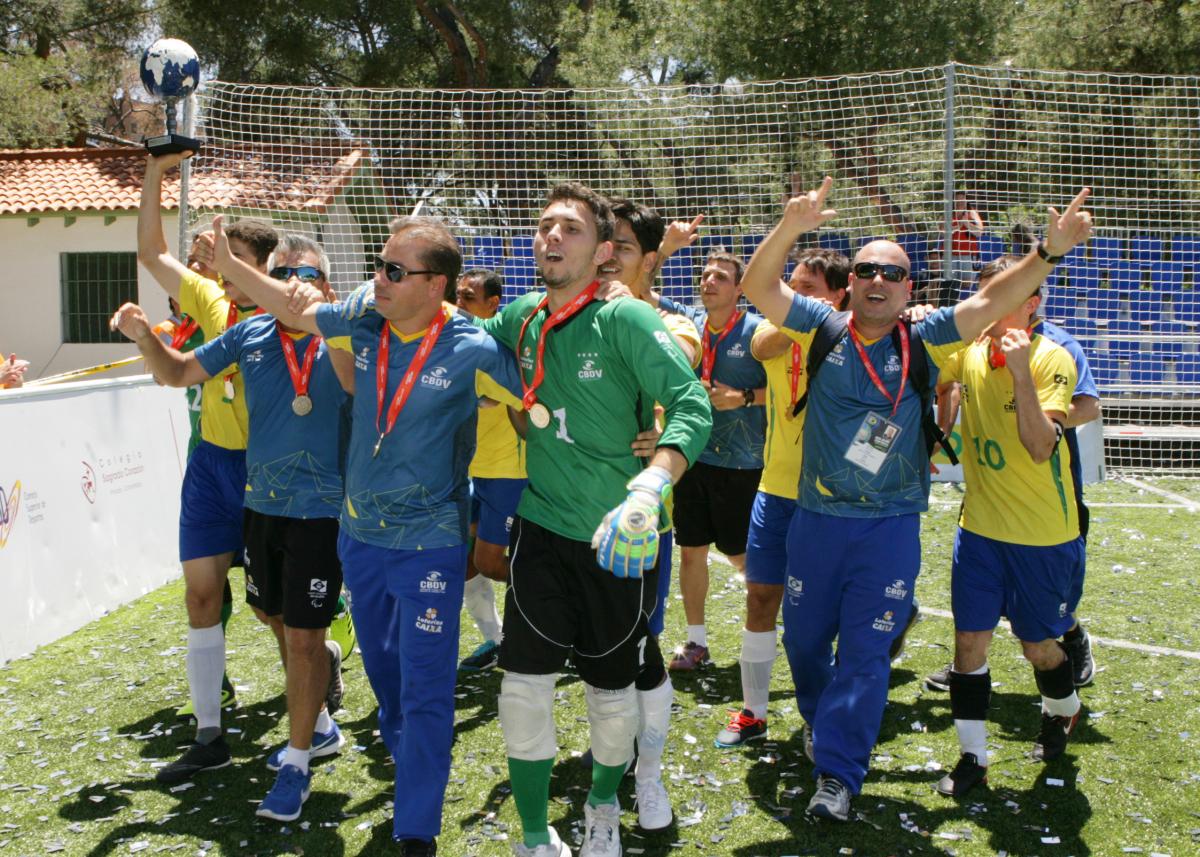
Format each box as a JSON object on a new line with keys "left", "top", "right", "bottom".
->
{"left": 471, "top": 372, "right": 526, "bottom": 479}
{"left": 178, "top": 270, "right": 252, "bottom": 451}
{"left": 662, "top": 311, "right": 702, "bottom": 369}
{"left": 753, "top": 320, "right": 816, "bottom": 499}
{"left": 939, "top": 334, "right": 1078, "bottom": 546}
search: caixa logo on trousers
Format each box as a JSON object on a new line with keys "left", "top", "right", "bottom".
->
{"left": 872, "top": 610, "right": 896, "bottom": 633}
{"left": 416, "top": 607, "right": 443, "bottom": 633}
{"left": 420, "top": 570, "right": 448, "bottom": 594}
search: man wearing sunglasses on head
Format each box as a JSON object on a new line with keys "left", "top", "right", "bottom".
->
{"left": 194, "top": 214, "right": 522, "bottom": 857}
{"left": 738, "top": 178, "right": 1094, "bottom": 822}
{"left": 112, "top": 233, "right": 353, "bottom": 823}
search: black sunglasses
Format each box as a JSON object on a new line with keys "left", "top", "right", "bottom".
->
{"left": 374, "top": 256, "right": 440, "bottom": 283}
{"left": 269, "top": 265, "right": 325, "bottom": 283}
{"left": 853, "top": 262, "right": 909, "bottom": 283}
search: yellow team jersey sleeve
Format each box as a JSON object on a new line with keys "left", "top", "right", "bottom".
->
{"left": 326, "top": 336, "right": 352, "bottom": 352}
{"left": 755, "top": 319, "right": 816, "bottom": 499}
{"left": 662, "top": 311, "right": 702, "bottom": 369}
{"left": 956, "top": 336, "right": 1079, "bottom": 546}
{"left": 471, "top": 370, "right": 526, "bottom": 479}
{"left": 178, "top": 270, "right": 250, "bottom": 451}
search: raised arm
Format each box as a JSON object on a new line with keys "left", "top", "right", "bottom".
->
{"left": 953, "top": 188, "right": 1093, "bottom": 343}
{"left": 110, "top": 303, "right": 211, "bottom": 388}
{"left": 198, "top": 215, "right": 324, "bottom": 336}
{"left": 1004, "top": 330, "right": 1065, "bottom": 464}
{"left": 741, "top": 177, "right": 837, "bottom": 327}
{"left": 137, "top": 153, "right": 193, "bottom": 300}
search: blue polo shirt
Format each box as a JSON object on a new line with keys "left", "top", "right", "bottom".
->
{"left": 193, "top": 315, "right": 347, "bottom": 519}
{"left": 781, "top": 298, "right": 966, "bottom": 517}
{"left": 315, "top": 302, "right": 523, "bottom": 550}
{"left": 660, "top": 299, "right": 766, "bottom": 470}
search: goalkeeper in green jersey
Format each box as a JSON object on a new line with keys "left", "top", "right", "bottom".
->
{"left": 475, "top": 183, "right": 711, "bottom": 857}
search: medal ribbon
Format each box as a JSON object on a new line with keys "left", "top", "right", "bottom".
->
{"left": 847, "top": 317, "right": 909, "bottom": 418}
{"left": 701, "top": 309, "right": 742, "bottom": 383}
{"left": 516, "top": 280, "right": 601, "bottom": 409}
{"left": 373, "top": 308, "right": 448, "bottom": 455}
{"left": 169, "top": 316, "right": 199, "bottom": 350}
{"left": 222, "top": 301, "right": 263, "bottom": 397}
{"left": 988, "top": 327, "right": 1034, "bottom": 369}
{"left": 276, "top": 321, "right": 321, "bottom": 399}
{"left": 789, "top": 342, "right": 803, "bottom": 411}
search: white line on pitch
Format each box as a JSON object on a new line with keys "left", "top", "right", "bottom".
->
{"left": 1120, "top": 477, "right": 1200, "bottom": 511}
{"left": 706, "top": 553, "right": 1200, "bottom": 661}
{"left": 928, "top": 501, "right": 1190, "bottom": 510}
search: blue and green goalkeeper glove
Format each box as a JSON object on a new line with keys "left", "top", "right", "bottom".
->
{"left": 592, "top": 465, "right": 672, "bottom": 579}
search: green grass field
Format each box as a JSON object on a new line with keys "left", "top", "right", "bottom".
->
{"left": 1, "top": 478, "right": 1198, "bottom": 856}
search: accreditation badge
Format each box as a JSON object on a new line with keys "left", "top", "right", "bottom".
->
{"left": 843, "top": 411, "right": 901, "bottom": 475}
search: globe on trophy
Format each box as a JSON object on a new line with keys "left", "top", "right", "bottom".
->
{"left": 140, "top": 38, "right": 203, "bottom": 157}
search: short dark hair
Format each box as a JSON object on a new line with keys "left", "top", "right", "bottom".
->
{"left": 224, "top": 218, "right": 278, "bottom": 265}
{"left": 546, "top": 182, "right": 615, "bottom": 243}
{"left": 461, "top": 267, "right": 503, "bottom": 300}
{"left": 607, "top": 197, "right": 665, "bottom": 255}
{"left": 979, "top": 253, "right": 1042, "bottom": 298}
{"left": 391, "top": 217, "right": 463, "bottom": 300}
{"left": 705, "top": 250, "right": 744, "bottom": 285}
{"left": 790, "top": 247, "right": 851, "bottom": 297}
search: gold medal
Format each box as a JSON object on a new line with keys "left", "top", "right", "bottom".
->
{"left": 223, "top": 378, "right": 235, "bottom": 401}
{"left": 292, "top": 394, "right": 313, "bottom": 416}
{"left": 529, "top": 402, "right": 551, "bottom": 429}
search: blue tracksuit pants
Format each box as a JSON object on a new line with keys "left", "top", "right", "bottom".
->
{"left": 338, "top": 533, "right": 467, "bottom": 841}
{"left": 780, "top": 509, "right": 919, "bottom": 793}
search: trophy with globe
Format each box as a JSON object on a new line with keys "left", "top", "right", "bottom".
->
{"left": 140, "top": 38, "right": 203, "bottom": 156}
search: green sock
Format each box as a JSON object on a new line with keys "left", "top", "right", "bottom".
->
{"left": 588, "top": 760, "right": 626, "bottom": 807}
{"left": 335, "top": 594, "right": 347, "bottom": 614}
{"left": 508, "top": 757, "right": 554, "bottom": 847}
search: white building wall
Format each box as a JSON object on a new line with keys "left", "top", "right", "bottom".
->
{"left": 0, "top": 211, "right": 180, "bottom": 381}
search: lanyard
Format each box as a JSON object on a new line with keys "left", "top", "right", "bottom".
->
{"left": 847, "top": 317, "right": 909, "bottom": 418}
{"left": 789, "top": 342, "right": 803, "bottom": 411}
{"left": 276, "top": 322, "right": 321, "bottom": 397}
{"left": 701, "top": 309, "right": 742, "bottom": 383}
{"left": 516, "top": 280, "right": 601, "bottom": 409}
{"left": 373, "top": 309, "right": 447, "bottom": 457}
{"left": 169, "top": 316, "right": 199, "bottom": 350}
{"left": 222, "top": 302, "right": 263, "bottom": 401}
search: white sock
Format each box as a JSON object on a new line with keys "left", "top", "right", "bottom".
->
{"left": 187, "top": 624, "right": 226, "bottom": 735}
{"left": 686, "top": 624, "right": 707, "bottom": 648}
{"left": 635, "top": 677, "right": 674, "bottom": 784}
{"left": 283, "top": 744, "right": 310, "bottom": 774}
{"left": 954, "top": 719, "right": 988, "bottom": 763}
{"left": 740, "top": 628, "right": 777, "bottom": 721}
{"left": 464, "top": 574, "right": 502, "bottom": 644}
{"left": 315, "top": 708, "right": 334, "bottom": 734}
{"left": 1042, "top": 691, "right": 1081, "bottom": 718}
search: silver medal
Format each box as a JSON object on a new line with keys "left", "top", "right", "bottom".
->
{"left": 292, "top": 394, "right": 313, "bottom": 416}
{"left": 528, "top": 402, "right": 551, "bottom": 429}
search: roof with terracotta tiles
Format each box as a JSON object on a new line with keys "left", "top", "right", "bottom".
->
{"left": 0, "top": 146, "right": 365, "bottom": 216}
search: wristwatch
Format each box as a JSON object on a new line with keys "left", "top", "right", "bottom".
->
{"left": 1036, "top": 242, "right": 1064, "bottom": 265}
{"left": 742, "top": 388, "right": 755, "bottom": 406}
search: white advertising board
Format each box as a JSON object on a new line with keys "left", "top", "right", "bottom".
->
{"left": 0, "top": 375, "right": 190, "bottom": 663}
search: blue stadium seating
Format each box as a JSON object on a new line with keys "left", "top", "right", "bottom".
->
{"left": 660, "top": 245, "right": 695, "bottom": 294}
{"left": 1129, "top": 235, "right": 1165, "bottom": 268}
{"left": 978, "top": 233, "right": 1006, "bottom": 263}
{"left": 896, "top": 233, "right": 929, "bottom": 276}
{"left": 1041, "top": 287, "right": 1077, "bottom": 321}
{"left": 1090, "top": 235, "right": 1124, "bottom": 271}
{"left": 1089, "top": 355, "right": 1119, "bottom": 388}
{"left": 818, "top": 231, "right": 852, "bottom": 257}
{"left": 1150, "top": 261, "right": 1186, "bottom": 295}
{"left": 1066, "top": 264, "right": 1100, "bottom": 293}
{"left": 1130, "top": 293, "right": 1163, "bottom": 323}
{"left": 700, "top": 234, "right": 735, "bottom": 257}
{"left": 1085, "top": 285, "right": 1123, "bottom": 322}
{"left": 1171, "top": 233, "right": 1200, "bottom": 266}
{"left": 1173, "top": 353, "right": 1200, "bottom": 385}
{"left": 469, "top": 235, "right": 504, "bottom": 270}
{"left": 1105, "top": 319, "right": 1143, "bottom": 356}
{"left": 1171, "top": 290, "right": 1200, "bottom": 323}
{"left": 502, "top": 235, "right": 536, "bottom": 295}
{"left": 1130, "top": 355, "right": 1163, "bottom": 385}
{"left": 1153, "top": 321, "right": 1189, "bottom": 357}
{"left": 1108, "top": 261, "right": 1142, "bottom": 296}
{"left": 741, "top": 233, "right": 765, "bottom": 262}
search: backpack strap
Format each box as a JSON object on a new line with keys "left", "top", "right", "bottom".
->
{"left": 897, "top": 321, "right": 959, "bottom": 467}
{"left": 790, "top": 310, "right": 850, "bottom": 417}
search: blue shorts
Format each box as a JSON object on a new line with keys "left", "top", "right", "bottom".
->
{"left": 179, "top": 440, "right": 247, "bottom": 563}
{"left": 744, "top": 491, "right": 796, "bottom": 586}
{"left": 647, "top": 529, "right": 673, "bottom": 637}
{"left": 951, "top": 528, "right": 1084, "bottom": 643}
{"left": 470, "top": 477, "right": 526, "bottom": 546}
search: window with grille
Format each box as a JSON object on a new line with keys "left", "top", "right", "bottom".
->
{"left": 60, "top": 252, "right": 138, "bottom": 344}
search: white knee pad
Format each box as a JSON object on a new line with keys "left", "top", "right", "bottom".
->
{"left": 586, "top": 683, "right": 638, "bottom": 768}
{"left": 499, "top": 672, "right": 558, "bottom": 760}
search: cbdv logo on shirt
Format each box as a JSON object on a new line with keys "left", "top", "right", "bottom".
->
{"left": 421, "top": 366, "right": 453, "bottom": 390}
{"left": 577, "top": 358, "right": 603, "bottom": 381}
{"left": 727, "top": 343, "right": 746, "bottom": 358}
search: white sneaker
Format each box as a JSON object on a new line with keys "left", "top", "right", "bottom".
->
{"left": 513, "top": 826, "right": 571, "bottom": 856}
{"left": 635, "top": 777, "right": 673, "bottom": 831}
{"left": 579, "top": 800, "right": 622, "bottom": 857}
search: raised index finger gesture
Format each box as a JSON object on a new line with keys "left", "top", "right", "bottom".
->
{"left": 1044, "top": 187, "right": 1093, "bottom": 256}
{"left": 783, "top": 176, "right": 837, "bottom": 234}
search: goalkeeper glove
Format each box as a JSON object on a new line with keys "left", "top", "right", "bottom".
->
{"left": 592, "top": 465, "right": 672, "bottom": 579}
{"left": 341, "top": 282, "right": 377, "bottom": 318}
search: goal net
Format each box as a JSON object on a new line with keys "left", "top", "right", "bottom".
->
{"left": 187, "top": 64, "right": 1200, "bottom": 473}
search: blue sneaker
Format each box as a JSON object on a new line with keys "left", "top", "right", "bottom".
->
{"left": 255, "top": 764, "right": 312, "bottom": 821}
{"left": 266, "top": 722, "right": 345, "bottom": 771}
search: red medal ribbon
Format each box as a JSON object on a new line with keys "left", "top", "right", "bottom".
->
{"left": 789, "top": 341, "right": 803, "bottom": 411}
{"left": 169, "top": 316, "right": 199, "bottom": 350}
{"left": 988, "top": 327, "right": 1034, "bottom": 369}
{"left": 276, "top": 322, "right": 321, "bottom": 398}
{"left": 516, "top": 280, "right": 602, "bottom": 409}
{"left": 222, "top": 302, "right": 264, "bottom": 398}
{"left": 701, "top": 309, "right": 742, "bottom": 383}
{"left": 847, "top": 317, "right": 909, "bottom": 418}
{"left": 374, "top": 308, "right": 448, "bottom": 454}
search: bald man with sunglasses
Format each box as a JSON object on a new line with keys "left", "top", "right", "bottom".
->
{"left": 739, "top": 179, "right": 1094, "bottom": 822}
